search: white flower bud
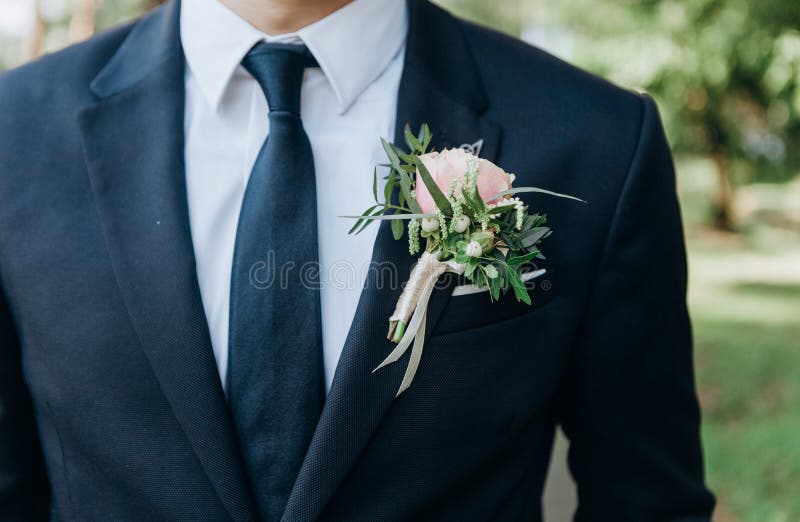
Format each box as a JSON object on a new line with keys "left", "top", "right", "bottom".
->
{"left": 465, "top": 240, "right": 482, "bottom": 258}
{"left": 421, "top": 217, "right": 439, "bottom": 232}
{"left": 452, "top": 215, "right": 470, "bottom": 233}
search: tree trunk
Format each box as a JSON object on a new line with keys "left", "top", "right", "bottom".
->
{"left": 68, "top": 0, "right": 100, "bottom": 43}
{"left": 23, "top": 1, "right": 45, "bottom": 61}
{"left": 711, "top": 151, "right": 736, "bottom": 231}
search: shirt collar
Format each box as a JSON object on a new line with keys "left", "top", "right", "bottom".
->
{"left": 180, "top": 0, "right": 408, "bottom": 115}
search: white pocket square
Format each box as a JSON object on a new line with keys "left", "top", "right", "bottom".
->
{"left": 451, "top": 269, "right": 547, "bottom": 296}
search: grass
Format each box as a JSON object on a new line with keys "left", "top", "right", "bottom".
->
{"left": 691, "top": 261, "right": 800, "bottom": 521}
{"left": 679, "top": 157, "right": 800, "bottom": 521}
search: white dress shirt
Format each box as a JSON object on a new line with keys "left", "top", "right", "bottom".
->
{"left": 180, "top": 0, "right": 408, "bottom": 391}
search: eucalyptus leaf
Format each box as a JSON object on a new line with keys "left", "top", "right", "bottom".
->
{"left": 508, "top": 250, "right": 540, "bottom": 266}
{"left": 488, "top": 273, "right": 501, "bottom": 301}
{"left": 398, "top": 170, "right": 422, "bottom": 213}
{"left": 495, "top": 259, "right": 508, "bottom": 285}
{"left": 493, "top": 186, "right": 586, "bottom": 203}
{"left": 464, "top": 259, "right": 478, "bottom": 278}
{"left": 381, "top": 137, "right": 403, "bottom": 173}
{"left": 391, "top": 216, "right": 404, "bottom": 240}
{"left": 383, "top": 169, "right": 395, "bottom": 205}
{"left": 489, "top": 249, "right": 506, "bottom": 262}
{"left": 463, "top": 186, "right": 486, "bottom": 213}
{"left": 339, "top": 212, "right": 435, "bottom": 221}
{"left": 473, "top": 267, "right": 486, "bottom": 289}
{"left": 522, "top": 214, "right": 538, "bottom": 230}
{"left": 507, "top": 267, "right": 532, "bottom": 305}
{"left": 348, "top": 204, "right": 378, "bottom": 234}
{"left": 355, "top": 206, "right": 386, "bottom": 234}
{"left": 501, "top": 233, "right": 522, "bottom": 252}
{"left": 404, "top": 124, "right": 423, "bottom": 153}
{"left": 419, "top": 124, "right": 432, "bottom": 152}
{"left": 520, "top": 227, "right": 551, "bottom": 248}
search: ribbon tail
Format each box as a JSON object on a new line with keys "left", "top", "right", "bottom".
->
{"left": 373, "top": 277, "right": 435, "bottom": 373}
{"left": 374, "top": 254, "right": 464, "bottom": 395}
{"left": 396, "top": 310, "right": 426, "bottom": 397}
{"left": 372, "top": 335, "right": 412, "bottom": 373}
{"left": 393, "top": 267, "right": 439, "bottom": 395}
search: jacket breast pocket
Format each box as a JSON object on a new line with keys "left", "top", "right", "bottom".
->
{"left": 432, "top": 268, "right": 557, "bottom": 335}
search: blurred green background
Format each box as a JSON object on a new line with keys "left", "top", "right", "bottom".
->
{"left": 1, "top": 1, "right": 798, "bottom": 520}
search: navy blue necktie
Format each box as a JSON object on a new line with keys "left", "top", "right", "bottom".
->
{"left": 228, "top": 42, "right": 324, "bottom": 522}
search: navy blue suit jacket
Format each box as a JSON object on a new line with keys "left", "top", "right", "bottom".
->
{"left": 0, "top": 0, "right": 714, "bottom": 520}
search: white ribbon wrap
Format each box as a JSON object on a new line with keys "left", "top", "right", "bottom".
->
{"left": 374, "top": 251, "right": 464, "bottom": 396}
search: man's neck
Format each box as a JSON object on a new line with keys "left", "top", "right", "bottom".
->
{"left": 219, "top": 0, "right": 353, "bottom": 35}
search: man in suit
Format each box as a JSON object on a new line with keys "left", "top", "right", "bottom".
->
{"left": 0, "top": 0, "right": 715, "bottom": 520}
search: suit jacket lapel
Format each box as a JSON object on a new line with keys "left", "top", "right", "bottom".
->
{"left": 283, "top": 1, "right": 501, "bottom": 519}
{"left": 77, "top": 2, "right": 256, "bottom": 520}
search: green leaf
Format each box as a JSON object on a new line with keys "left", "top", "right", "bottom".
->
{"left": 484, "top": 264, "right": 499, "bottom": 278}
{"left": 507, "top": 250, "right": 540, "bottom": 266}
{"left": 507, "top": 267, "right": 532, "bottom": 305}
{"left": 348, "top": 204, "right": 379, "bottom": 234}
{"left": 472, "top": 267, "right": 487, "bottom": 289}
{"left": 414, "top": 157, "right": 452, "bottom": 215}
{"left": 383, "top": 169, "right": 396, "bottom": 205}
{"left": 372, "top": 167, "right": 378, "bottom": 203}
{"left": 501, "top": 232, "right": 522, "bottom": 252}
{"left": 418, "top": 123, "right": 432, "bottom": 152}
{"left": 444, "top": 233, "right": 465, "bottom": 253}
{"left": 464, "top": 258, "right": 478, "bottom": 278}
{"left": 462, "top": 186, "right": 486, "bottom": 214}
{"left": 519, "top": 227, "right": 551, "bottom": 248}
{"left": 381, "top": 137, "right": 404, "bottom": 173}
{"left": 488, "top": 273, "right": 501, "bottom": 301}
{"left": 404, "top": 124, "right": 424, "bottom": 153}
{"left": 522, "top": 213, "right": 541, "bottom": 230}
{"left": 398, "top": 170, "right": 422, "bottom": 213}
{"left": 398, "top": 154, "right": 419, "bottom": 165}
{"left": 493, "top": 186, "right": 586, "bottom": 203}
{"left": 470, "top": 230, "right": 494, "bottom": 248}
{"left": 391, "top": 215, "right": 404, "bottom": 240}
{"left": 489, "top": 249, "right": 506, "bottom": 263}
{"left": 494, "top": 259, "right": 508, "bottom": 285}
{"left": 355, "top": 206, "right": 386, "bottom": 234}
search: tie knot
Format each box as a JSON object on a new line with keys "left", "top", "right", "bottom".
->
{"left": 242, "top": 42, "right": 318, "bottom": 115}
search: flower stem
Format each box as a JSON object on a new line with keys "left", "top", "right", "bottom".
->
{"left": 390, "top": 320, "right": 407, "bottom": 343}
{"left": 384, "top": 204, "right": 413, "bottom": 212}
{"left": 386, "top": 321, "right": 396, "bottom": 340}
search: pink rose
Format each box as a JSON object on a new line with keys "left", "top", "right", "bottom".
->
{"left": 415, "top": 148, "right": 512, "bottom": 214}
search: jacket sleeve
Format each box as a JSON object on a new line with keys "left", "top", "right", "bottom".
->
{"left": 0, "top": 285, "right": 50, "bottom": 520}
{"left": 558, "top": 95, "right": 716, "bottom": 520}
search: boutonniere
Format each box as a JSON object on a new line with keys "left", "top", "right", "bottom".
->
{"left": 344, "top": 125, "right": 583, "bottom": 396}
